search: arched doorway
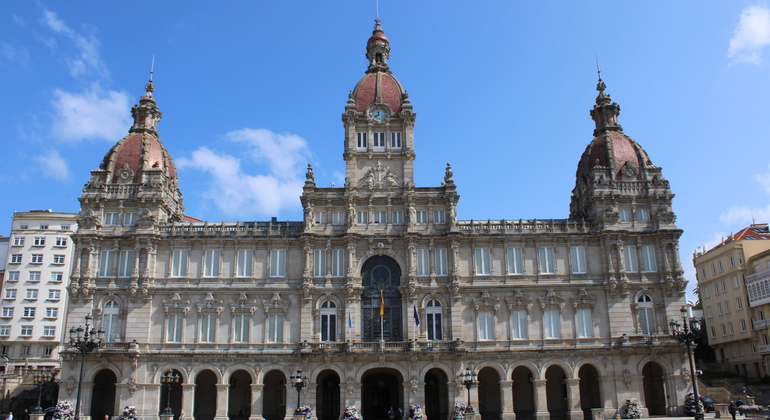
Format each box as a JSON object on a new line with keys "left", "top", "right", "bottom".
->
{"left": 512, "top": 367, "right": 535, "bottom": 420}
{"left": 545, "top": 366, "right": 568, "bottom": 420}
{"left": 262, "top": 370, "right": 287, "bottom": 420}
{"left": 478, "top": 367, "right": 501, "bottom": 420}
{"left": 361, "top": 256, "right": 402, "bottom": 342}
{"left": 578, "top": 365, "right": 601, "bottom": 420}
{"left": 642, "top": 362, "right": 666, "bottom": 416}
{"left": 362, "top": 369, "right": 403, "bottom": 420}
{"left": 316, "top": 370, "right": 340, "bottom": 420}
{"left": 158, "top": 369, "right": 184, "bottom": 420}
{"left": 90, "top": 369, "right": 117, "bottom": 420}
{"left": 228, "top": 370, "right": 252, "bottom": 420}
{"left": 194, "top": 370, "right": 217, "bottom": 420}
{"left": 424, "top": 369, "right": 449, "bottom": 420}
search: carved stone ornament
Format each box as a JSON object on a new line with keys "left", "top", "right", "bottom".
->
{"left": 358, "top": 161, "right": 399, "bottom": 189}
{"left": 116, "top": 162, "right": 135, "bottom": 182}
{"left": 505, "top": 290, "right": 533, "bottom": 313}
{"left": 444, "top": 163, "right": 454, "bottom": 184}
{"left": 78, "top": 209, "right": 100, "bottom": 228}
{"left": 570, "top": 289, "right": 597, "bottom": 309}
{"left": 162, "top": 293, "right": 191, "bottom": 315}
{"left": 619, "top": 161, "right": 638, "bottom": 179}
{"left": 622, "top": 369, "right": 632, "bottom": 389}
{"left": 538, "top": 289, "right": 565, "bottom": 311}
{"left": 263, "top": 292, "right": 289, "bottom": 314}
{"left": 196, "top": 293, "right": 224, "bottom": 315}
{"left": 472, "top": 290, "right": 500, "bottom": 313}
{"left": 656, "top": 206, "right": 677, "bottom": 223}
{"left": 681, "top": 367, "right": 690, "bottom": 384}
{"left": 601, "top": 206, "right": 620, "bottom": 223}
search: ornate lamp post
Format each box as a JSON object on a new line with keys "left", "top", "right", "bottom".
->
{"left": 670, "top": 306, "right": 703, "bottom": 420}
{"left": 290, "top": 369, "right": 308, "bottom": 415}
{"left": 461, "top": 367, "right": 478, "bottom": 414}
{"left": 68, "top": 315, "right": 104, "bottom": 420}
{"left": 32, "top": 369, "right": 54, "bottom": 414}
{"left": 161, "top": 370, "right": 181, "bottom": 416}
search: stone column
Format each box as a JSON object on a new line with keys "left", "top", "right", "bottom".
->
{"left": 566, "top": 378, "right": 582, "bottom": 420}
{"left": 597, "top": 377, "right": 615, "bottom": 418}
{"left": 532, "top": 379, "right": 549, "bottom": 420}
{"left": 500, "top": 380, "right": 515, "bottom": 420}
{"left": 251, "top": 384, "right": 264, "bottom": 420}
{"left": 181, "top": 383, "right": 195, "bottom": 419}
{"left": 215, "top": 384, "right": 230, "bottom": 420}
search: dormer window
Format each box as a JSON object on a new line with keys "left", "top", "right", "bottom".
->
{"left": 357, "top": 132, "right": 368, "bottom": 148}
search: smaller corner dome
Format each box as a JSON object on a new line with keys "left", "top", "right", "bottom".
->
{"left": 575, "top": 131, "right": 651, "bottom": 182}
{"left": 352, "top": 72, "right": 405, "bottom": 113}
{"left": 99, "top": 133, "right": 178, "bottom": 184}
{"left": 368, "top": 29, "right": 389, "bottom": 46}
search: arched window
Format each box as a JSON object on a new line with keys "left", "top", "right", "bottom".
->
{"left": 426, "top": 300, "right": 442, "bottom": 341}
{"left": 103, "top": 301, "right": 120, "bottom": 342}
{"left": 321, "top": 301, "right": 337, "bottom": 342}
{"left": 638, "top": 295, "right": 655, "bottom": 335}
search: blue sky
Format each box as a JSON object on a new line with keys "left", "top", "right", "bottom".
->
{"left": 2, "top": 2, "right": 770, "bottom": 301}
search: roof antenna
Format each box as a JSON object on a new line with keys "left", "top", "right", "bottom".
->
{"left": 150, "top": 55, "right": 155, "bottom": 82}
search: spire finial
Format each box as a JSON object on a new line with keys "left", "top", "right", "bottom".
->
{"left": 145, "top": 55, "right": 155, "bottom": 94}
{"left": 595, "top": 55, "right": 606, "bottom": 94}
{"left": 376, "top": 0, "right": 379, "bottom": 22}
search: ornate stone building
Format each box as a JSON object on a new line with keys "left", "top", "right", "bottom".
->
{"left": 61, "top": 19, "right": 691, "bottom": 420}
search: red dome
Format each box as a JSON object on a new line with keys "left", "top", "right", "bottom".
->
{"left": 352, "top": 72, "right": 404, "bottom": 113}
{"left": 100, "top": 133, "right": 178, "bottom": 184}
{"left": 368, "top": 31, "right": 389, "bottom": 46}
{"left": 576, "top": 131, "right": 650, "bottom": 181}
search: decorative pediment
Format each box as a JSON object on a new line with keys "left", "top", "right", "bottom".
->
{"left": 116, "top": 162, "right": 135, "bottom": 183}
{"left": 163, "top": 293, "right": 190, "bottom": 315}
{"left": 538, "top": 289, "right": 565, "bottom": 311}
{"left": 505, "top": 290, "right": 533, "bottom": 313}
{"left": 358, "top": 161, "right": 399, "bottom": 189}
{"left": 263, "top": 292, "right": 289, "bottom": 314}
{"left": 570, "top": 289, "right": 597, "bottom": 309}
{"left": 230, "top": 293, "right": 258, "bottom": 315}
{"left": 619, "top": 161, "right": 638, "bottom": 179}
{"left": 472, "top": 290, "right": 499, "bottom": 313}
{"left": 196, "top": 293, "right": 224, "bottom": 315}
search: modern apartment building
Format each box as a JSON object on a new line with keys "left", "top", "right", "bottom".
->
{"left": 694, "top": 223, "right": 770, "bottom": 378}
{"left": 746, "top": 248, "right": 770, "bottom": 376}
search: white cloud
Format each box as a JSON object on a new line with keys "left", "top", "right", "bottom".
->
{"left": 755, "top": 164, "right": 770, "bottom": 195}
{"left": 176, "top": 129, "right": 313, "bottom": 217}
{"left": 719, "top": 166, "right": 770, "bottom": 224}
{"left": 32, "top": 149, "right": 70, "bottom": 181}
{"left": 40, "top": 7, "right": 108, "bottom": 79}
{"left": 728, "top": 5, "right": 770, "bottom": 64}
{"left": 0, "top": 41, "right": 31, "bottom": 68}
{"left": 13, "top": 15, "right": 26, "bottom": 27}
{"left": 50, "top": 84, "right": 131, "bottom": 142}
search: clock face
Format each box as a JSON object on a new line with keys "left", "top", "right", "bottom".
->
{"left": 372, "top": 109, "right": 386, "bottom": 120}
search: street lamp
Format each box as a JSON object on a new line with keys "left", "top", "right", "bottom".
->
{"left": 290, "top": 369, "right": 308, "bottom": 415}
{"left": 670, "top": 306, "right": 703, "bottom": 420}
{"left": 461, "top": 367, "right": 478, "bottom": 414}
{"left": 68, "top": 315, "right": 104, "bottom": 420}
{"left": 161, "top": 370, "right": 181, "bottom": 416}
{"left": 32, "top": 369, "right": 54, "bottom": 414}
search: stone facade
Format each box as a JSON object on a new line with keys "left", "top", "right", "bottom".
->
{"left": 60, "top": 20, "right": 691, "bottom": 420}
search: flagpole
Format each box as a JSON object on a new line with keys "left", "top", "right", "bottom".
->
{"left": 380, "top": 290, "right": 385, "bottom": 345}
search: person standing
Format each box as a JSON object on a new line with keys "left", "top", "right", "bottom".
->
{"left": 728, "top": 401, "right": 737, "bottom": 420}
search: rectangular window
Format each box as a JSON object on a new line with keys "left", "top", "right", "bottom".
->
{"left": 710, "top": 326, "right": 716, "bottom": 338}
{"left": 234, "top": 314, "right": 250, "bottom": 343}
{"left": 26, "top": 290, "right": 38, "bottom": 300}
{"left": 60, "top": 225, "right": 70, "bottom": 230}
{"left": 118, "top": 250, "right": 134, "bottom": 277}
{"left": 31, "top": 254, "right": 43, "bottom": 263}
{"left": 641, "top": 246, "right": 657, "bottom": 272}
{"left": 98, "top": 250, "right": 115, "bottom": 277}
{"left": 13, "top": 237, "right": 24, "bottom": 246}
{"left": 11, "top": 254, "right": 22, "bottom": 263}
{"left": 718, "top": 261, "right": 724, "bottom": 272}
{"left": 314, "top": 211, "right": 327, "bottom": 225}
{"left": 372, "top": 132, "right": 386, "bottom": 147}
{"left": 314, "top": 250, "right": 326, "bottom": 277}
{"left": 636, "top": 208, "right": 650, "bottom": 222}
{"left": 726, "top": 301, "right": 731, "bottom": 313}
{"left": 270, "top": 249, "right": 286, "bottom": 277}
{"left": 544, "top": 309, "right": 561, "bottom": 339}
{"left": 267, "top": 314, "right": 284, "bottom": 342}
{"left": 619, "top": 208, "right": 631, "bottom": 222}
{"left": 20, "top": 327, "right": 32, "bottom": 337}
{"left": 321, "top": 312, "right": 336, "bottom": 342}
{"left": 703, "top": 286, "right": 710, "bottom": 298}
{"left": 48, "top": 290, "right": 61, "bottom": 300}
{"left": 435, "top": 249, "right": 448, "bottom": 276}
{"left": 433, "top": 211, "right": 446, "bottom": 224}
{"left": 721, "top": 324, "right": 727, "bottom": 335}
{"left": 43, "top": 326, "right": 55, "bottom": 336}
{"left": 730, "top": 256, "right": 736, "bottom": 267}
{"left": 357, "top": 211, "right": 368, "bottom": 224}
{"left": 44, "top": 346, "right": 53, "bottom": 356}
{"left": 237, "top": 250, "right": 253, "bottom": 277}
{"left": 23, "top": 307, "right": 36, "bottom": 317}
{"left": 570, "top": 247, "right": 587, "bottom": 274}
{"left": 714, "top": 283, "right": 720, "bottom": 295}
{"left": 1, "top": 308, "right": 13, "bottom": 317}
{"left": 734, "top": 276, "right": 739, "bottom": 288}
{"left": 478, "top": 311, "right": 495, "bottom": 340}
{"left": 200, "top": 314, "right": 217, "bottom": 343}
{"left": 391, "top": 132, "right": 402, "bottom": 148}
{"left": 737, "top": 297, "right": 743, "bottom": 309}
{"left": 392, "top": 211, "right": 404, "bottom": 225}
{"left": 357, "top": 132, "right": 368, "bottom": 148}
{"left": 332, "top": 211, "right": 344, "bottom": 225}
{"left": 167, "top": 314, "right": 183, "bottom": 342}
{"left": 104, "top": 213, "right": 118, "bottom": 225}
{"left": 707, "top": 307, "right": 713, "bottom": 318}
{"left": 55, "top": 237, "right": 67, "bottom": 247}
{"left": 39, "top": 224, "right": 48, "bottom": 230}
{"left": 123, "top": 212, "right": 137, "bottom": 226}
{"left": 0, "top": 327, "right": 9, "bottom": 336}
{"left": 19, "top": 224, "right": 28, "bottom": 229}
{"left": 373, "top": 211, "right": 387, "bottom": 224}
{"left": 52, "top": 255, "right": 65, "bottom": 264}
{"left": 204, "top": 250, "right": 221, "bottom": 277}
{"left": 741, "top": 319, "right": 747, "bottom": 332}
{"left": 29, "top": 272, "right": 41, "bottom": 282}
{"left": 4, "top": 290, "right": 16, "bottom": 299}
{"left": 506, "top": 248, "right": 523, "bottom": 275}
{"left": 729, "top": 322, "right": 735, "bottom": 334}
{"left": 22, "top": 345, "right": 30, "bottom": 355}
{"left": 416, "top": 211, "right": 428, "bottom": 224}
{"left": 624, "top": 246, "right": 638, "bottom": 273}
{"left": 539, "top": 247, "right": 555, "bottom": 274}
{"left": 475, "top": 248, "right": 491, "bottom": 275}
{"left": 331, "top": 250, "right": 345, "bottom": 277}
{"left": 427, "top": 310, "right": 442, "bottom": 341}
{"left": 172, "top": 250, "right": 188, "bottom": 277}
{"left": 33, "top": 237, "right": 45, "bottom": 246}
{"left": 511, "top": 310, "right": 528, "bottom": 339}
{"left": 712, "top": 264, "right": 717, "bottom": 274}
{"left": 718, "top": 303, "right": 723, "bottom": 315}
{"left": 576, "top": 308, "right": 593, "bottom": 338}
{"left": 416, "top": 249, "right": 430, "bottom": 276}
{"left": 45, "top": 308, "right": 58, "bottom": 318}
{"left": 7, "top": 271, "right": 19, "bottom": 281}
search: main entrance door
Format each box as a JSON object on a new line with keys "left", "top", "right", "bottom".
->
{"left": 361, "top": 256, "right": 402, "bottom": 342}
{"left": 362, "top": 369, "right": 403, "bottom": 420}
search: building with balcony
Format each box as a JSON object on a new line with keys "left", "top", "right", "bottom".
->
{"left": 745, "top": 248, "right": 770, "bottom": 373}
{"left": 693, "top": 223, "right": 770, "bottom": 378}
{"left": 60, "top": 19, "right": 691, "bottom": 420}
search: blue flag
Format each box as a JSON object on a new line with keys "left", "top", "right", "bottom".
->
{"left": 348, "top": 310, "right": 353, "bottom": 328}
{"left": 413, "top": 304, "right": 420, "bottom": 326}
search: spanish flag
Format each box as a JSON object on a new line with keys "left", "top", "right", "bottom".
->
{"left": 379, "top": 291, "right": 385, "bottom": 317}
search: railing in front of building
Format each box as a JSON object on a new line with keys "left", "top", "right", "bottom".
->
{"left": 754, "top": 319, "right": 770, "bottom": 329}
{"left": 758, "top": 345, "right": 770, "bottom": 354}
{"left": 103, "top": 184, "right": 140, "bottom": 198}
{"left": 159, "top": 221, "right": 304, "bottom": 236}
{"left": 456, "top": 218, "right": 598, "bottom": 234}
